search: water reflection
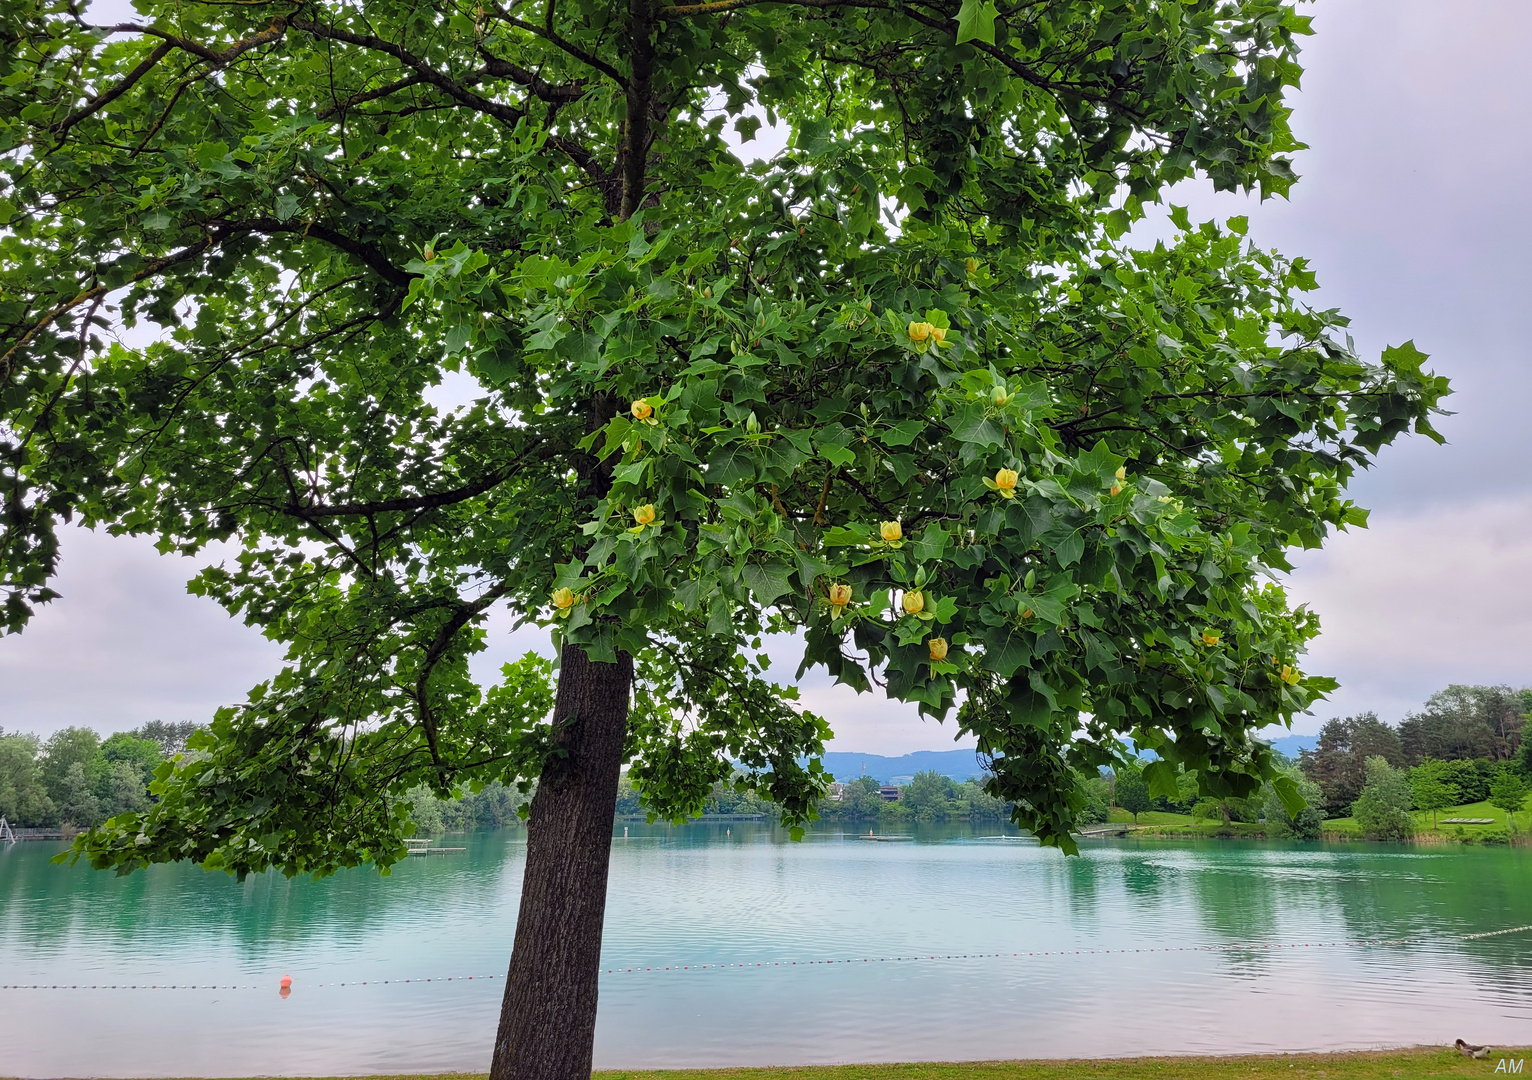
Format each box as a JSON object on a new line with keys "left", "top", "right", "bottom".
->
{"left": 1, "top": 825, "right": 1530, "bottom": 1076}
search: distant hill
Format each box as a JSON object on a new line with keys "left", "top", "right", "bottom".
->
{"left": 1269, "top": 733, "right": 1318, "bottom": 759}
{"left": 820, "top": 735, "right": 1318, "bottom": 785}
{"left": 820, "top": 749, "right": 988, "bottom": 784}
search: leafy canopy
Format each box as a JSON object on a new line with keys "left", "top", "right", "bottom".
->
{"left": 0, "top": 0, "right": 1447, "bottom": 872}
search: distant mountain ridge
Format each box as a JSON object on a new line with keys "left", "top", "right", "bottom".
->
{"left": 1269, "top": 733, "right": 1318, "bottom": 759}
{"left": 820, "top": 735, "right": 1318, "bottom": 784}
{"left": 820, "top": 749, "right": 988, "bottom": 783}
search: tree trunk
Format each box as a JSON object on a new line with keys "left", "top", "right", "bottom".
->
{"left": 490, "top": 643, "right": 633, "bottom": 1080}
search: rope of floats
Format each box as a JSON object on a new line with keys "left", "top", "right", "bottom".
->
{"left": 4, "top": 924, "right": 1529, "bottom": 992}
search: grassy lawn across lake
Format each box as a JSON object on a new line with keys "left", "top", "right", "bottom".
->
{"left": 1097, "top": 792, "right": 1532, "bottom": 844}
{"left": 1325, "top": 795, "right": 1531, "bottom": 842}
{"left": 85, "top": 1048, "right": 1531, "bottom": 1080}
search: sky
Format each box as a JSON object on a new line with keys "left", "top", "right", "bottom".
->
{"left": 3, "top": 1, "right": 1529, "bottom": 754}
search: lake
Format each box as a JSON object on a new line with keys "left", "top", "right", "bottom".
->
{"left": 2, "top": 823, "right": 1531, "bottom": 1076}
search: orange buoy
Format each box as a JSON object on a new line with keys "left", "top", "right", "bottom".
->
{"left": 279, "top": 973, "right": 293, "bottom": 998}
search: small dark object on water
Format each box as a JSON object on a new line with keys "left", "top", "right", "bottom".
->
{"left": 1455, "top": 1039, "right": 1489, "bottom": 1058}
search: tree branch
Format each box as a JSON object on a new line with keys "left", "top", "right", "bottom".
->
{"left": 288, "top": 17, "right": 527, "bottom": 128}
{"left": 217, "top": 217, "right": 413, "bottom": 288}
{"left": 51, "top": 41, "right": 174, "bottom": 136}
{"left": 476, "top": 45, "right": 591, "bottom": 102}
{"left": 484, "top": 3, "right": 627, "bottom": 86}
{"left": 104, "top": 16, "right": 289, "bottom": 67}
{"left": 414, "top": 581, "right": 512, "bottom": 768}
{"left": 0, "top": 240, "right": 211, "bottom": 389}
{"left": 316, "top": 73, "right": 427, "bottom": 121}
{"left": 273, "top": 442, "right": 559, "bottom": 520}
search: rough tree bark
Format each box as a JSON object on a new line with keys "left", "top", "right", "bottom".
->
{"left": 490, "top": 643, "right": 634, "bottom": 1080}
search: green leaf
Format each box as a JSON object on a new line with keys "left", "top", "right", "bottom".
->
{"left": 882, "top": 419, "right": 924, "bottom": 447}
{"left": 821, "top": 526, "right": 869, "bottom": 547}
{"left": 555, "top": 330, "right": 602, "bottom": 367}
{"left": 954, "top": 0, "right": 999, "bottom": 45}
{"left": 611, "top": 459, "right": 649, "bottom": 487}
{"left": 982, "top": 625, "right": 1031, "bottom": 679}
{"left": 444, "top": 323, "right": 471, "bottom": 355}
{"left": 704, "top": 442, "right": 757, "bottom": 487}
{"left": 742, "top": 561, "right": 794, "bottom": 606}
{"left": 1272, "top": 774, "right": 1305, "bottom": 819}
{"left": 949, "top": 404, "right": 1004, "bottom": 448}
{"left": 1142, "top": 759, "right": 1179, "bottom": 800}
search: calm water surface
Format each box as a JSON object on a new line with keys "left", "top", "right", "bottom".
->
{"left": 2, "top": 823, "right": 1531, "bottom": 1076}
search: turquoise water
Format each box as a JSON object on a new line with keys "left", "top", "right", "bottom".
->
{"left": 2, "top": 823, "right": 1531, "bottom": 1075}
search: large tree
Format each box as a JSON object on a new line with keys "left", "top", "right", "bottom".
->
{"left": 1398, "top": 684, "right": 1528, "bottom": 764}
{"left": 2, "top": 1, "right": 1446, "bottom": 1077}
{"left": 1299, "top": 712, "right": 1405, "bottom": 817}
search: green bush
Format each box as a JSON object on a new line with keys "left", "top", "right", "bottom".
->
{"left": 1264, "top": 772, "right": 1325, "bottom": 840}
{"left": 1352, "top": 756, "right": 1414, "bottom": 841}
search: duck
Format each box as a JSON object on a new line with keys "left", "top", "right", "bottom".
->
{"left": 1455, "top": 1039, "right": 1489, "bottom": 1059}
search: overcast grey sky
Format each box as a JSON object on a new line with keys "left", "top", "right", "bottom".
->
{"left": 2, "top": 1, "right": 1527, "bottom": 754}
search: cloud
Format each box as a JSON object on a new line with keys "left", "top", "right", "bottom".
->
{"left": 1280, "top": 497, "right": 1532, "bottom": 730}
{"left": 0, "top": 527, "right": 283, "bottom": 737}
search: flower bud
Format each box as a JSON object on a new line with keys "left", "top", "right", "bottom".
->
{"left": 964, "top": 257, "right": 979, "bottom": 275}
{"left": 1021, "top": 607, "right": 1034, "bottom": 619}
{"left": 551, "top": 587, "right": 575, "bottom": 611}
{"left": 746, "top": 411, "right": 760, "bottom": 434}
{"left": 631, "top": 399, "right": 653, "bottom": 420}
{"left": 828, "top": 583, "right": 852, "bottom": 610}
{"left": 907, "top": 321, "right": 932, "bottom": 342}
{"left": 1115, "top": 466, "right": 1126, "bottom": 480}
{"left": 633, "top": 504, "right": 656, "bottom": 527}
{"left": 991, "top": 384, "right": 1008, "bottom": 405}
{"left": 902, "top": 590, "right": 925, "bottom": 616}
{"left": 1280, "top": 664, "right": 1300, "bottom": 686}
{"left": 993, "top": 468, "right": 1019, "bottom": 498}
{"left": 880, "top": 521, "right": 903, "bottom": 543}
{"left": 1109, "top": 483, "right": 1123, "bottom": 496}
{"left": 928, "top": 637, "right": 948, "bottom": 662}
{"left": 1201, "top": 631, "right": 1221, "bottom": 646}
{"left": 929, "top": 326, "right": 946, "bottom": 344}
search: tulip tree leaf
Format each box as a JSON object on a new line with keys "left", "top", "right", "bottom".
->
{"left": 955, "top": 0, "right": 999, "bottom": 45}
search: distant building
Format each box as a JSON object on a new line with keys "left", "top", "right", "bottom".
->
{"left": 827, "top": 782, "right": 847, "bottom": 802}
{"left": 879, "top": 785, "right": 901, "bottom": 802}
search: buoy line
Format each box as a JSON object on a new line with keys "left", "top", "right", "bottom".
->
{"left": 4, "top": 925, "right": 1529, "bottom": 992}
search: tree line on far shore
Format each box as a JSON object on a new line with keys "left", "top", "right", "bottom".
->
{"left": 6, "top": 685, "right": 1526, "bottom": 838}
{"left": 1294, "top": 685, "right": 1530, "bottom": 840}
{"left": 0, "top": 722, "right": 195, "bottom": 828}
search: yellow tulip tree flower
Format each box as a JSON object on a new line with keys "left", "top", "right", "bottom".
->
{"left": 984, "top": 467, "right": 1020, "bottom": 498}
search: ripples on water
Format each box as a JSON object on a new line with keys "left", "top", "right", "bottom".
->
{"left": 2, "top": 824, "right": 1530, "bottom": 1076}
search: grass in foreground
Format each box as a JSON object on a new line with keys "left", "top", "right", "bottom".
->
{"left": 595, "top": 1048, "right": 1532, "bottom": 1080}
{"left": 88, "top": 1047, "right": 1532, "bottom": 1080}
